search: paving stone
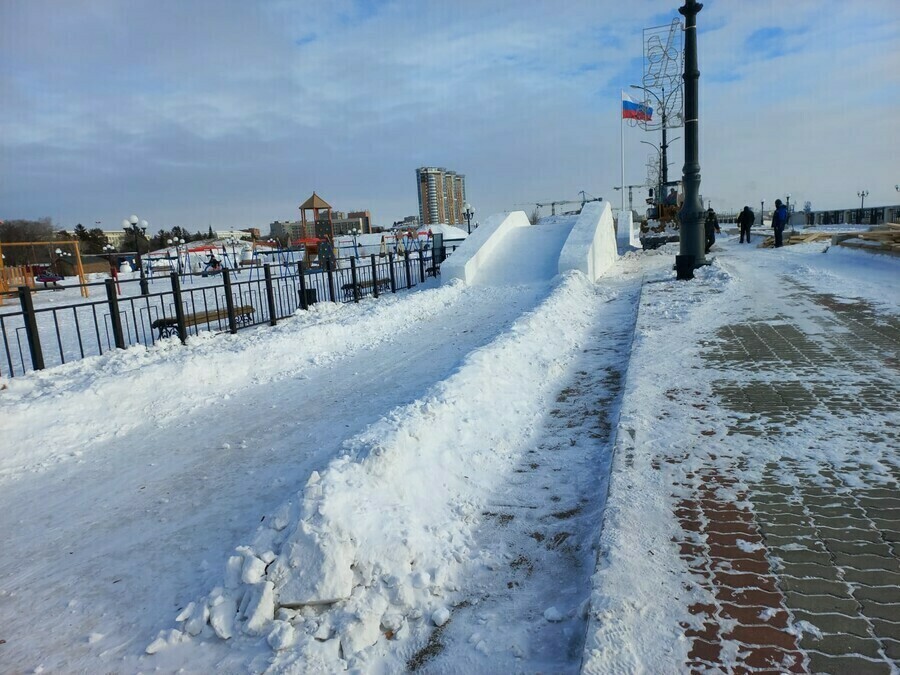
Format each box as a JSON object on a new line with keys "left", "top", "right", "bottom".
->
{"left": 870, "top": 619, "right": 900, "bottom": 642}
{"left": 770, "top": 547, "right": 832, "bottom": 566}
{"left": 857, "top": 489, "right": 900, "bottom": 500}
{"left": 712, "top": 557, "right": 772, "bottom": 575}
{"left": 777, "top": 562, "right": 841, "bottom": 581}
{"left": 753, "top": 503, "right": 809, "bottom": 517}
{"left": 842, "top": 568, "right": 900, "bottom": 587}
{"left": 779, "top": 576, "right": 852, "bottom": 598}
{"left": 800, "top": 632, "right": 884, "bottom": 659}
{"left": 858, "top": 600, "right": 900, "bottom": 623}
{"left": 809, "top": 506, "right": 869, "bottom": 520}
{"left": 723, "top": 624, "right": 799, "bottom": 651}
{"left": 858, "top": 497, "right": 900, "bottom": 510}
{"left": 852, "top": 585, "right": 900, "bottom": 604}
{"left": 719, "top": 603, "right": 790, "bottom": 629}
{"left": 821, "top": 540, "right": 896, "bottom": 557}
{"left": 717, "top": 587, "right": 784, "bottom": 608}
{"left": 806, "top": 651, "right": 892, "bottom": 675}
{"left": 821, "top": 528, "right": 884, "bottom": 545}
{"left": 832, "top": 552, "right": 900, "bottom": 573}
{"left": 783, "top": 592, "right": 859, "bottom": 615}
{"left": 882, "top": 638, "right": 900, "bottom": 661}
{"left": 789, "top": 610, "right": 872, "bottom": 638}
{"left": 735, "top": 645, "right": 805, "bottom": 672}
{"left": 762, "top": 512, "right": 814, "bottom": 526}
{"left": 814, "top": 516, "right": 877, "bottom": 530}
{"left": 687, "top": 638, "right": 722, "bottom": 663}
{"left": 764, "top": 534, "right": 821, "bottom": 549}
{"left": 706, "top": 531, "right": 764, "bottom": 547}
{"left": 860, "top": 507, "right": 900, "bottom": 521}
{"left": 761, "top": 523, "right": 820, "bottom": 539}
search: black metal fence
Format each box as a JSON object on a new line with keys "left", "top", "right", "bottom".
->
{"left": 1, "top": 251, "right": 442, "bottom": 379}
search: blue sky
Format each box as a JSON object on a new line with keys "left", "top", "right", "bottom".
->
{"left": 1, "top": 0, "right": 898, "bottom": 230}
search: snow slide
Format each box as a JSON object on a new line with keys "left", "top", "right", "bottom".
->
{"left": 156, "top": 270, "right": 613, "bottom": 670}
{"left": 442, "top": 203, "right": 617, "bottom": 287}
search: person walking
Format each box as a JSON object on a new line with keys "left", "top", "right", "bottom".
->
{"left": 737, "top": 205, "right": 755, "bottom": 243}
{"left": 704, "top": 207, "right": 721, "bottom": 254}
{"left": 771, "top": 199, "right": 788, "bottom": 248}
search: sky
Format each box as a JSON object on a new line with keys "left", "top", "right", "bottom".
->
{"left": 1, "top": 0, "right": 898, "bottom": 232}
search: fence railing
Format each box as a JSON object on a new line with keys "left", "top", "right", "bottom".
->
{"left": 1, "top": 250, "right": 445, "bottom": 379}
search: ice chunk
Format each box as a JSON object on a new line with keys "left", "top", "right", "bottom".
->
{"left": 241, "top": 555, "right": 267, "bottom": 584}
{"left": 243, "top": 582, "right": 276, "bottom": 635}
{"left": 431, "top": 607, "right": 450, "bottom": 627}
{"left": 267, "top": 620, "right": 297, "bottom": 651}
{"left": 269, "top": 523, "right": 354, "bottom": 606}
{"left": 543, "top": 607, "right": 563, "bottom": 622}
{"left": 209, "top": 594, "right": 237, "bottom": 640}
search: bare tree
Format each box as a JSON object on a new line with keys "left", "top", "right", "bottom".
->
{"left": 529, "top": 208, "right": 541, "bottom": 225}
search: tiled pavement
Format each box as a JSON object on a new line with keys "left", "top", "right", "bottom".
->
{"left": 670, "top": 282, "right": 900, "bottom": 673}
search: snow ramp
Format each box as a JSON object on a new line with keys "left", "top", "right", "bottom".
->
{"left": 441, "top": 202, "right": 617, "bottom": 286}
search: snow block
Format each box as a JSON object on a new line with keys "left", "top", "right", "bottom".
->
{"left": 616, "top": 209, "right": 641, "bottom": 250}
{"left": 441, "top": 211, "right": 531, "bottom": 286}
{"left": 558, "top": 202, "right": 617, "bottom": 282}
{"left": 268, "top": 522, "right": 355, "bottom": 606}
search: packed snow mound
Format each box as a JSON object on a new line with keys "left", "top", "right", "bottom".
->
{"left": 158, "top": 271, "right": 610, "bottom": 668}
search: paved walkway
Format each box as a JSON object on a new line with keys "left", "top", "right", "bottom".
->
{"left": 583, "top": 246, "right": 899, "bottom": 674}
{"left": 675, "top": 274, "right": 899, "bottom": 672}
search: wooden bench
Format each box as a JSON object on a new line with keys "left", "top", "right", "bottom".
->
{"left": 151, "top": 304, "right": 255, "bottom": 338}
{"left": 341, "top": 278, "right": 391, "bottom": 301}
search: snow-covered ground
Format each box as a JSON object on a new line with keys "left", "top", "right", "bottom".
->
{"left": 1, "top": 223, "right": 895, "bottom": 673}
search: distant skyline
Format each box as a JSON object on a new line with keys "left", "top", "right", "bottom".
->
{"left": 1, "top": 0, "right": 898, "bottom": 230}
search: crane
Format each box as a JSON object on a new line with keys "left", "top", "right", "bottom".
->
{"left": 517, "top": 192, "right": 604, "bottom": 217}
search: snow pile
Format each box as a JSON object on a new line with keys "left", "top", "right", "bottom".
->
{"left": 441, "top": 211, "right": 530, "bottom": 285}
{"left": 159, "top": 271, "right": 607, "bottom": 667}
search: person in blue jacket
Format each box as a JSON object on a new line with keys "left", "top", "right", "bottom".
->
{"left": 771, "top": 199, "right": 789, "bottom": 248}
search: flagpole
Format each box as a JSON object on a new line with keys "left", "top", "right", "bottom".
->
{"left": 620, "top": 91, "right": 625, "bottom": 212}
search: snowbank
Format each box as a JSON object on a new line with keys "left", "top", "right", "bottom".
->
{"left": 558, "top": 202, "right": 617, "bottom": 281}
{"left": 162, "top": 271, "right": 607, "bottom": 668}
{"left": 0, "top": 281, "right": 458, "bottom": 478}
{"left": 441, "top": 211, "right": 530, "bottom": 285}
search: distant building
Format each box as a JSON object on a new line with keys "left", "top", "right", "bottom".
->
{"left": 416, "top": 167, "right": 466, "bottom": 226}
{"left": 331, "top": 210, "right": 373, "bottom": 237}
{"left": 348, "top": 210, "right": 373, "bottom": 234}
{"left": 102, "top": 231, "right": 126, "bottom": 248}
{"left": 214, "top": 229, "right": 254, "bottom": 240}
{"left": 269, "top": 221, "right": 303, "bottom": 240}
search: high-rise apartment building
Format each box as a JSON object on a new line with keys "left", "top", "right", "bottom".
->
{"left": 416, "top": 167, "right": 467, "bottom": 226}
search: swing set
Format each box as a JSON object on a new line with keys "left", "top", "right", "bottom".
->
{"left": 0, "top": 239, "right": 88, "bottom": 305}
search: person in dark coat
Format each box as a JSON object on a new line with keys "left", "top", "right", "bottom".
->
{"left": 737, "top": 206, "right": 755, "bottom": 243}
{"left": 704, "top": 207, "right": 721, "bottom": 254}
{"left": 771, "top": 199, "right": 789, "bottom": 248}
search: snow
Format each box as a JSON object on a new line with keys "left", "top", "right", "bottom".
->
{"left": 441, "top": 210, "right": 532, "bottom": 285}
{"left": 1, "top": 225, "right": 895, "bottom": 673}
{"left": 558, "top": 201, "right": 618, "bottom": 281}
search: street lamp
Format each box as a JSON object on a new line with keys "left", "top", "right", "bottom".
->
{"left": 464, "top": 203, "right": 474, "bottom": 234}
{"left": 760, "top": 200, "right": 765, "bottom": 226}
{"left": 676, "top": 0, "right": 705, "bottom": 275}
{"left": 123, "top": 215, "right": 149, "bottom": 294}
{"left": 858, "top": 190, "right": 869, "bottom": 209}
{"left": 226, "top": 237, "right": 240, "bottom": 272}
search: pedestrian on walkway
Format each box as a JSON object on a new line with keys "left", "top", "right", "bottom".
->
{"left": 772, "top": 199, "right": 788, "bottom": 248}
{"left": 737, "top": 206, "right": 755, "bottom": 243}
{"left": 704, "top": 207, "right": 721, "bottom": 254}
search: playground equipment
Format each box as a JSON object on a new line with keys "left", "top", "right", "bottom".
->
{"left": 0, "top": 240, "right": 88, "bottom": 303}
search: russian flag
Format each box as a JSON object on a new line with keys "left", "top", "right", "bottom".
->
{"left": 622, "top": 93, "right": 653, "bottom": 122}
